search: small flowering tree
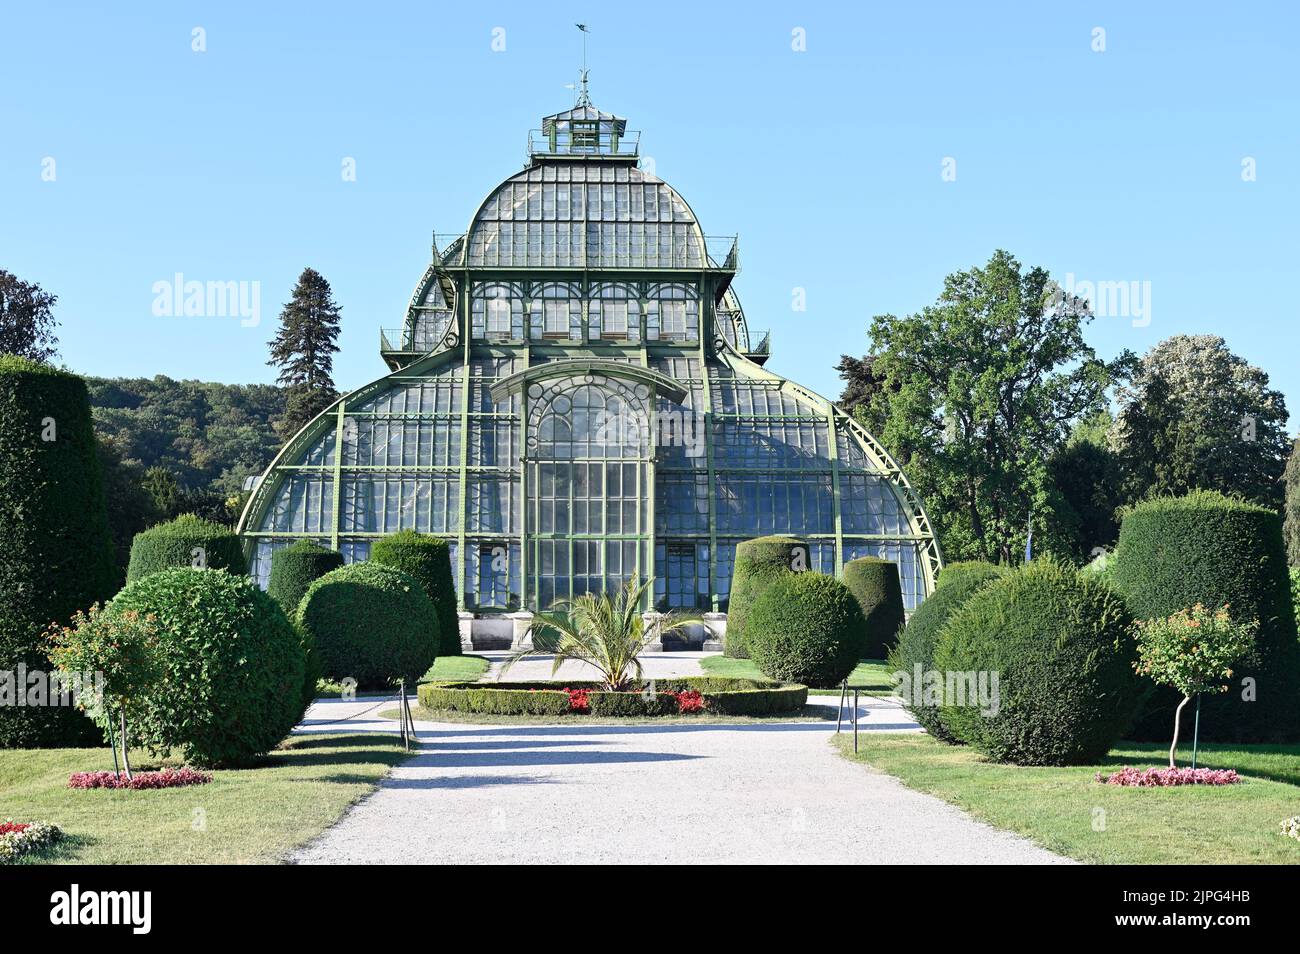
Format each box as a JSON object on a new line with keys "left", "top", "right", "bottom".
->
{"left": 1132, "top": 603, "right": 1257, "bottom": 768}
{"left": 48, "top": 604, "right": 160, "bottom": 779}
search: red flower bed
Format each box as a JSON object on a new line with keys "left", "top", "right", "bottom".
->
{"left": 563, "top": 687, "right": 591, "bottom": 713}
{"left": 674, "top": 689, "right": 704, "bottom": 713}
{"left": 68, "top": 767, "right": 213, "bottom": 790}
{"left": 0, "top": 822, "right": 31, "bottom": 836}
{"left": 1095, "top": 766, "right": 1241, "bottom": 787}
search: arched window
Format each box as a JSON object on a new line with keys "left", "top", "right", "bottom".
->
{"left": 646, "top": 283, "right": 699, "bottom": 342}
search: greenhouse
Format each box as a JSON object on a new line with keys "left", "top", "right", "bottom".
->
{"left": 237, "top": 93, "right": 941, "bottom": 645}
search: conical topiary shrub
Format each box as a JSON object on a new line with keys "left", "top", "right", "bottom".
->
{"left": 1110, "top": 490, "right": 1300, "bottom": 743}
{"left": 0, "top": 357, "right": 117, "bottom": 748}
{"left": 126, "top": 513, "right": 247, "bottom": 584}
{"left": 267, "top": 540, "right": 344, "bottom": 616}
{"left": 370, "top": 530, "right": 460, "bottom": 656}
{"left": 842, "top": 557, "right": 905, "bottom": 659}
{"left": 724, "top": 535, "right": 808, "bottom": 658}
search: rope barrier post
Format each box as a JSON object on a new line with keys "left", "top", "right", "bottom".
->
{"left": 836, "top": 679, "right": 848, "bottom": 734}
{"left": 853, "top": 688, "right": 859, "bottom": 753}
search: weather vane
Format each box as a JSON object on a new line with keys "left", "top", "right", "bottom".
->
{"left": 574, "top": 23, "right": 591, "bottom": 107}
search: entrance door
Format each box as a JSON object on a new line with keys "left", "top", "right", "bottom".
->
{"left": 524, "top": 375, "right": 651, "bottom": 611}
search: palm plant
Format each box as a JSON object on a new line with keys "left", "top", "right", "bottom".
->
{"left": 503, "top": 578, "right": 701, "bottom": 690}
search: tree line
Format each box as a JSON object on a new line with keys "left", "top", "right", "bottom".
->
{"left": 837, "top": 249, "right": 1300, "bottom": 567}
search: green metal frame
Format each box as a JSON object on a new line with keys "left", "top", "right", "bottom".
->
{"left": 237, "top": 100, "right": 943, "bottom": 613}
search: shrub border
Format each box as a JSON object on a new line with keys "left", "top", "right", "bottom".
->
{"left": 416, "top": 676, "right": 808, "bottom": 717}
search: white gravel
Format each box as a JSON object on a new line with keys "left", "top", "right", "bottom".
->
{"left": 290, "top": 685, "right": 1069, "bottom": 865}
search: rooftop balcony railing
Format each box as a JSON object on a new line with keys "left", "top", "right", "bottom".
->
{"left": 528, "top": 128, "right": 641, "bottom": 158}
{"left": 430, "top": 233, "right": 739, "bottom": 272}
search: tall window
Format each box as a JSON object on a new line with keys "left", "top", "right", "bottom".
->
{"left": 602, "top": 300, "right": 629, "bottom": 338}
{"left": 486, "top": 299, "right": 511, "bottom": 336}
{"left": 543, "top": 300, "right": 568, "bottom": 337}
{"left": 661, "top": 300, "right": 687, "bottom": 338}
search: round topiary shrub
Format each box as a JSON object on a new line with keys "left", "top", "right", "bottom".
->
{"left": 297, "top": 562, "right": 439, "bottom": 690}
{"left": 934, "top": 560, "right": 1141, "bottom": 766}
{"left": 369, "top": 530, "right": 460, "bottom": 656}
{"left": 267, "top": 540, "right": 344, "bottom": 616}
{"left": 126, "top": 514, "right": 247, "bottom": 584}
{"left": 842, "top": 557, "right": 905, "bottom": 659}
{"left": 0, "top": 357, "right": 116, "bottom": 748}
{"left": 724, "top": 535, "right": 808, "bottom": 658}
{"left": 1110, "top": 490, "right": 1300, "bottom": 743}
{"left": 746, "top": 572, "right": 868, "bottom": 687}
{"left": 886, "top": 561, "right": 1006, "bottom": 744}
{"left": 111, "top": 567, "right": 306, "bottom": 767}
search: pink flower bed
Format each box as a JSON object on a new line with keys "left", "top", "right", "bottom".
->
{"left": 68, "top": 767, "right": 213, "bottom": 790}
{"left": 1095, "top": 766, "right": 1241, "bottom": 787}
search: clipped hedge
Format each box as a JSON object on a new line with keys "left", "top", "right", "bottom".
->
{"left": 746, "top": 572, "right": 868, "bottom": 687}
{"left": 267, "top": 540, "right": 343, "bottom": 615}
{"left": 0, "top": 357, "right": 115, "bottom": 748}
{"left": 297, "top": 562, "right": 438, "bottom": 689}
{"left": 416, "top": 677, "right": 808, "bottom": 717}
{"left": 725, "top": 535, "right": 808, "bottom": 658}
{"left": 1110, "top": 490, "right": 1300, "bottom": 743}
{"left": 935, "top": 560, "right": 1141, "bottom": 766}
{"left": 842, "top": 557, "right": 905, "bottom": 659}
{"left": 370, "top": 530, "right": 460, "bottom": 656}
{"left": 126, "top": 514, "right": 247, "bottom": 584}
{"left": 886, "top": 561, "right": 1006, "bottom": 744}
{"left": 111, "top": 568, "right": 305, "bottom": 767}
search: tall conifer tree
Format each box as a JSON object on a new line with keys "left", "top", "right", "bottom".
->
{"left": 267, "top": 267, "right": 341, "bottom": 437}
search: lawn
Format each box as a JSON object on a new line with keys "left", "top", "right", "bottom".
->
{"left": 316, "top": 654, "right": 491, "bottom": 697}
{"left": 700, "top": 654, "right": 895, "bottom": 692}
{"left": 0, "top": 733, "right": 409, "bottom": 864}
{"left": 834, "top": 733, "right": 1300, "bottom": 864}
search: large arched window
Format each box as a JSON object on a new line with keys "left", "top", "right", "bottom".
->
{"left": 588, "top": 282, "right": 641, "bottom": 341}
{"left": 529, "top": 282, "right": 582, "bottom": 341}
{"left": 471, "top": 282, "right": 524, "bottom": 340}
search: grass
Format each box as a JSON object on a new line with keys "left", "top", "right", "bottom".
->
{"left": 699, "top": 654, "right": 895, "bottom": 692}
{"left": 834, "top": 733, "right": 1300, "bottom": 864}
{"left": 390, "top": 704, "right": 838, "bottom": 726}
{"left": 316, "top": 654, "right": 492, "bottom": 697}
{"left": 0, "top": 733, "right": 409, "bottom": 864}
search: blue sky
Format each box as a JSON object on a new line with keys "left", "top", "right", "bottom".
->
{"left": 2, "top": 2, "right": 1296, "bottom": 423}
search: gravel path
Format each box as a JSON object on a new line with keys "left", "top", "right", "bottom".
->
{"left": 291, "top": 690, "right": 1069, "bottom": 865}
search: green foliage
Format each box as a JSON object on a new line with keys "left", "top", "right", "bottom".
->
{"left": 867, "top": 250, "right": 1130, "bottom": 564}
{"left": 126, "top": 513, "right": 247, "bottom": 584}
{"left": 1110, "top": 491, "right": 1300, "bottom": 742}
{"left": 416, "top": 677, "right": 807, "bottom": 717}
{"left": 1046, "top": 412, "right": 1124, "bottom": 561}
{"left": 1133, "top": 604, "right": 1258, "bottom": 699}
{"left": 267, "top": 540, "right": 343, "bottom": 616}
{"left": 297, "top": 562, "right": 438, "bottom": 689}
{"left": 1132, "top": 603, "right": 1258, "bottom": 768}
{"left": 94, "top": 440, "right": 157, "bottom": 587}
{"left": 47, "top": 603, "right": 162, "bottom": 773}
{"left": 724, "top": 535, "right": 808, "bottom": 658}
{"left": 887, "top": 561, "right": 1006, "bottom": 743}
{"left": 842, "top": 557, "right": 905, "bottom": 658}
{"left": 369, "top": 530, "right": 460, "bottom": 656}
{"left": 87, "top": 374, "right": 285, "bottom": 499}
{"left": 508, "top": 577, "right": 699, "bottom": 691}
{"left": 1112, "top": 335, "right": 1290, "bottom": 509}
{"left": 1291, "top": 568, "right": 1300, "bottom": 631}
{"left": 0, "top": 269, "right": 60, "bottom": 362}
{"left": 110, "top": 568, "right": 306, "bottom": 767}
{"left": 935, "top": 560, "right": 1141, "bottom": 765}
{"left": 746, "top": 572, "right": 868, "bottom": 687}
{"left": 1285, "top": 437, "right": 1300, "bottom": 566}
{"left": 0, "top": 356, "right": 116, "bottom": 748}
{"left": 267, "top": 267, "right": 342, "bottom": 439}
